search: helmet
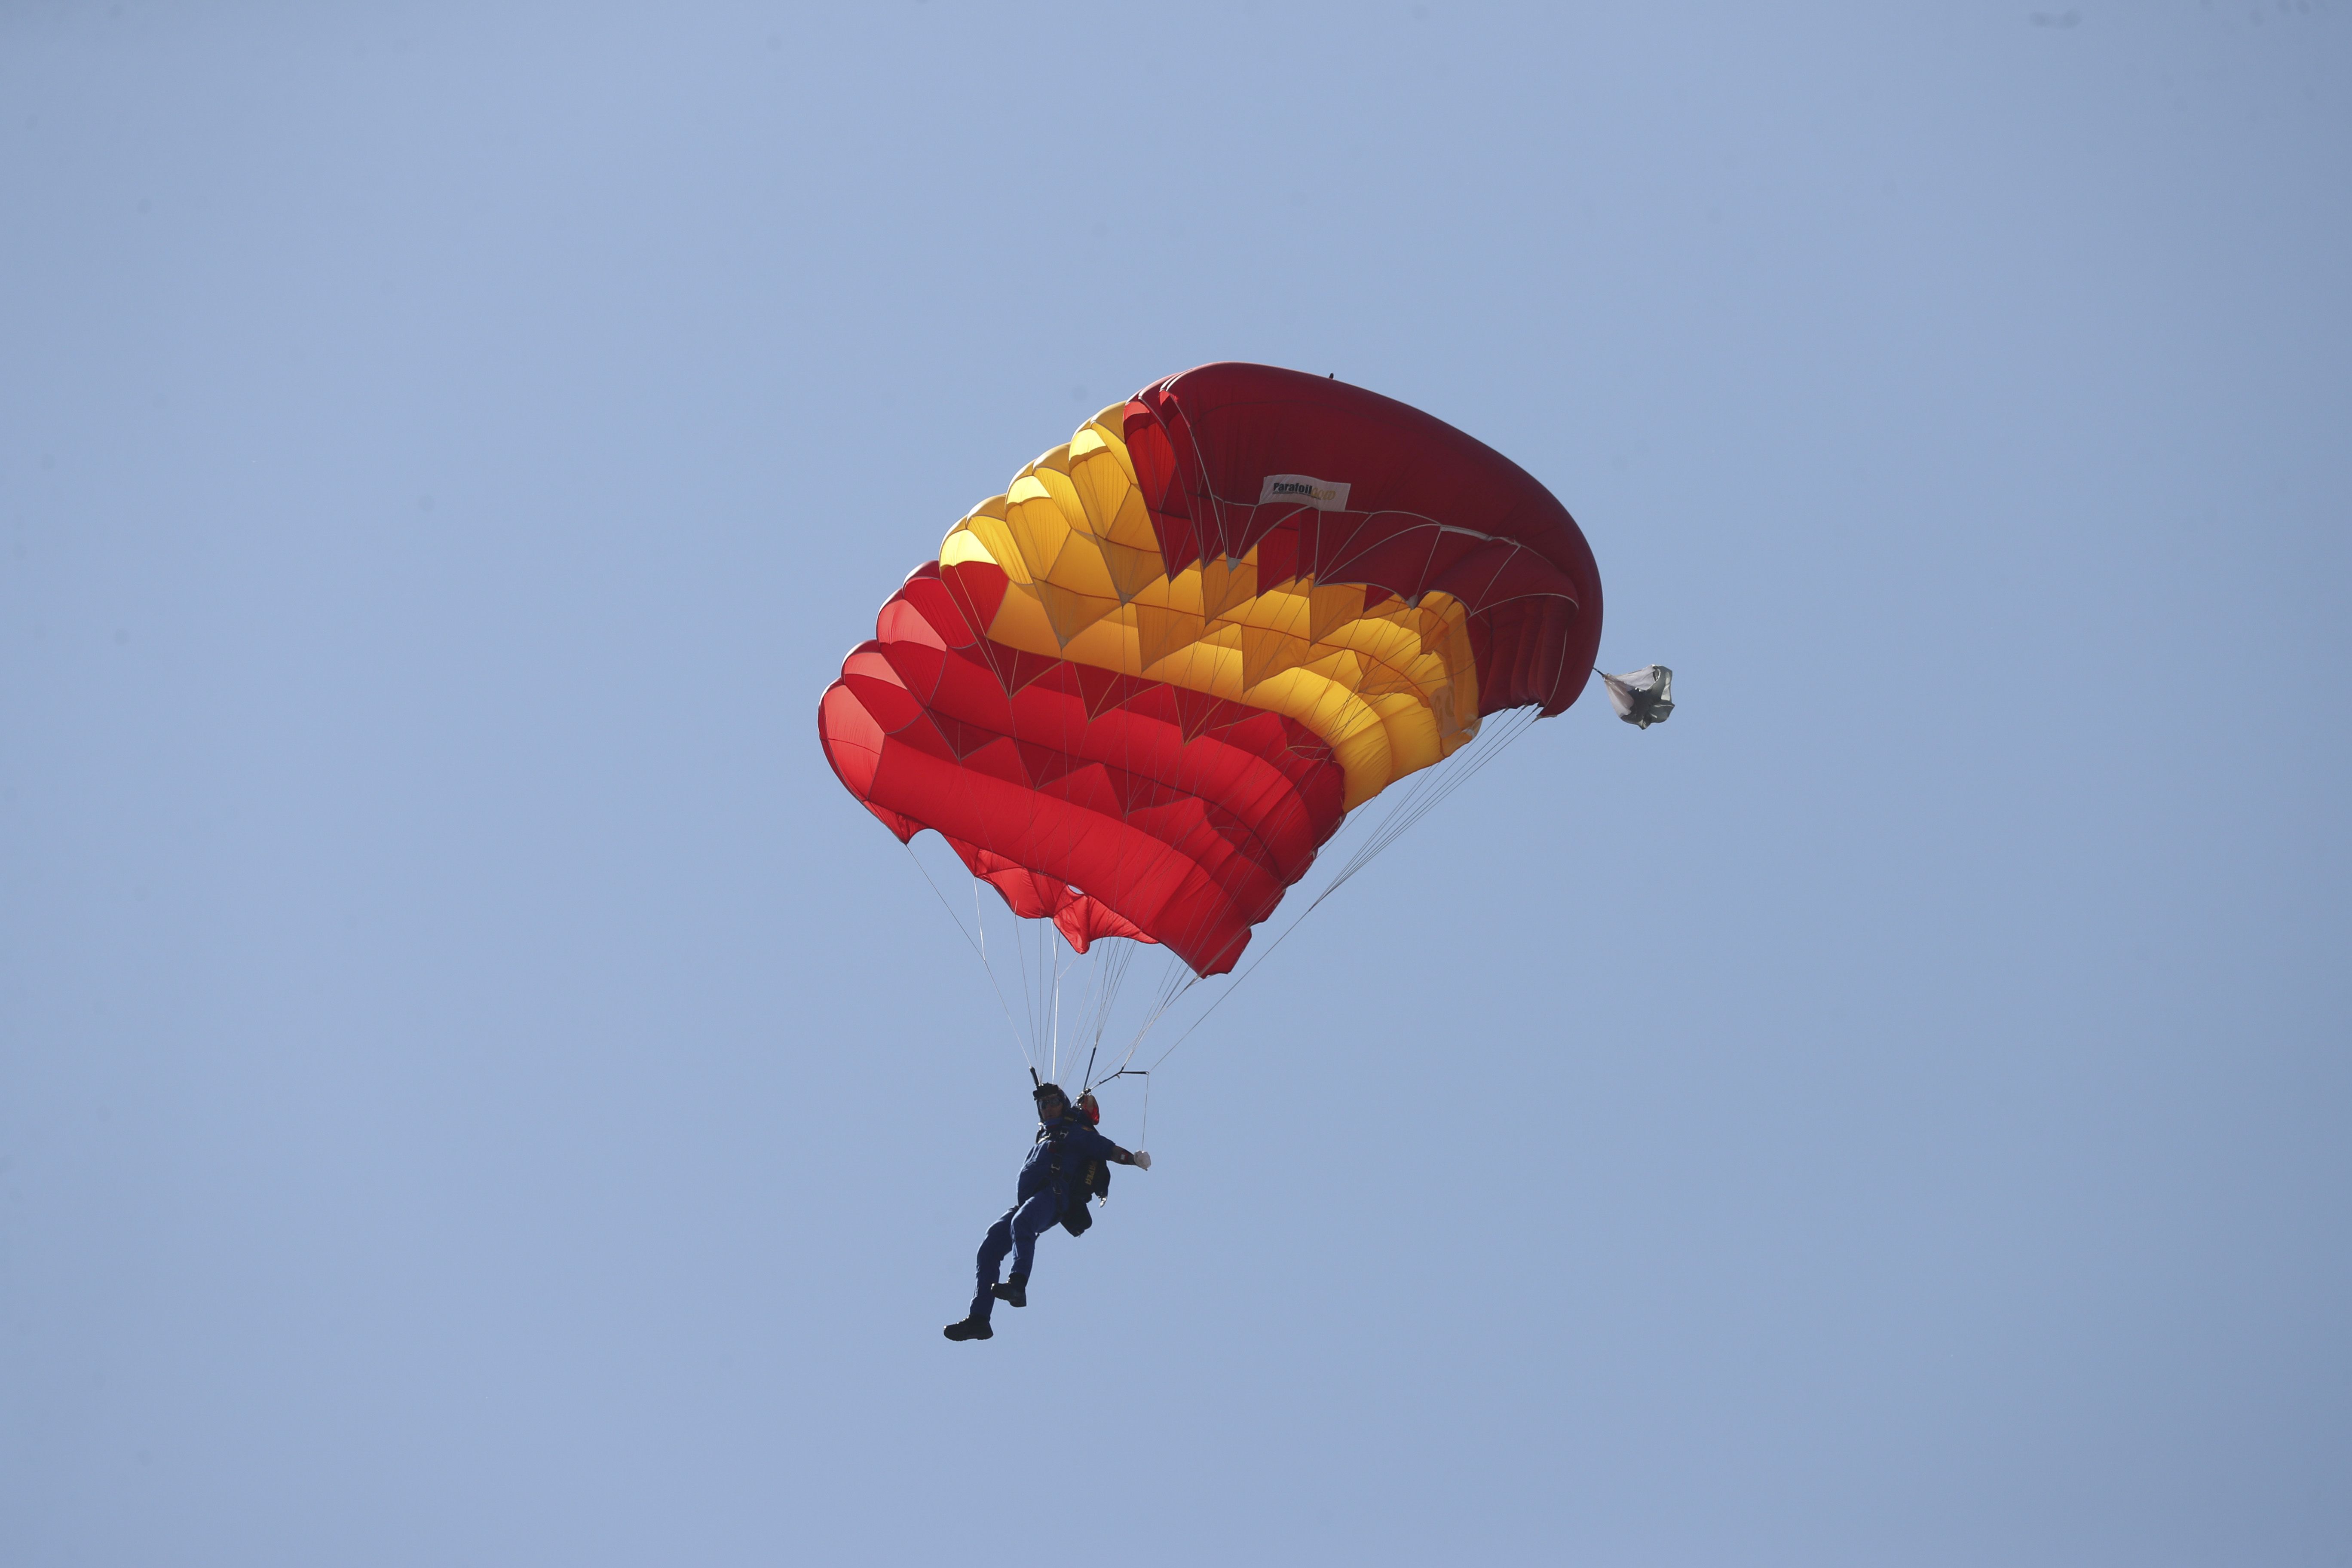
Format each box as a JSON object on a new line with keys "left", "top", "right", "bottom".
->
{"left": 1031, "top": 1082, "right": 1069, "bottom": 1109}
{"left": 1075, "top": 1091, "right": 1101, "bottom": 1125}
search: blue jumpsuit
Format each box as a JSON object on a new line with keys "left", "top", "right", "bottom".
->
{"left": 968, "top": 1115, "right": 1124, "bottom": 1322}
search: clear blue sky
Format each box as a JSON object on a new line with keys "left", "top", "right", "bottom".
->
{"left": 4, "top": 5, "right": 2346, "bottom": 1564}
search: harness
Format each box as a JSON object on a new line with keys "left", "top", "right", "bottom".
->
{"left": 1035, "top": 1118, "right": 1114, "bottom": 1237}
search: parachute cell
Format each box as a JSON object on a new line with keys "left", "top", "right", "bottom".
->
{"left": 818, "top": 363, "right": 1604, "bottom": 976}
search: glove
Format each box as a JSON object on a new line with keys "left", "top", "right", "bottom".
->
{"left": 1131, "top": 1150, "right": 1151, "bottom": 1171}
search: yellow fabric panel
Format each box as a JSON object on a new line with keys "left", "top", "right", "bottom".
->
{"left": 952, "top": 497, "right": 1030, "bottom": 585}
{"left": 938, "top": 411, "right": 1482, "bottom": 811}
{"left": 1200, "top": 557, "right": 1257, "bottom": 621}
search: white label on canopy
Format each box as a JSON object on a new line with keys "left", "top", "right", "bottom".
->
{"left": 1256, "top": 474, "right": 1351, "bottom": 511}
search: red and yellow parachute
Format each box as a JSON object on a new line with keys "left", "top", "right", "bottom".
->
{"left": 819, "top": 363, "right": 1602, "bottom": 978}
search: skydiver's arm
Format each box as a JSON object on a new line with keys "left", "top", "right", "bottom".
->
{"left": 1072, "top": 1124, "right": 1147, "bottom": 1167}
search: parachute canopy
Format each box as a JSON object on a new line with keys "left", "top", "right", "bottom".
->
{"left": 1601, "top": 665, "right": 1675, "bottom": 729}
{"left": 819, "top": 364, "right": 1604, "bottom": 977}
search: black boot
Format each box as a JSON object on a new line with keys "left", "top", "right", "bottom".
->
{"left": 943, "top": 1315, "right": 993, "bottom": 1341}
{"left": 991, "top": 1274, "right": 1028, "bottom": 1308}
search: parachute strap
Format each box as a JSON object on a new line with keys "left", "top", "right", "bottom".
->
{"left": 901, "top": 841, "right": 1032, "bottom": 1074}
{"left": 1140, "top": 701, "right": 1544, "bottom": 1078}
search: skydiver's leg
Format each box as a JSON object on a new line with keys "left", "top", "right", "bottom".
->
{"left": 1007, "top": 1191, "right": 1059, "bottom": 1285}
{"left": 969, "top": 1206, "right": 1019, "bottom": 1323}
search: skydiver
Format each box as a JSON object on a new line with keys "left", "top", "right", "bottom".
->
{"left": 942, "top": 1081, "right": 1150, "bottom": 1342}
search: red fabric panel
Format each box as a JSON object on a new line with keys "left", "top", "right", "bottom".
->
{"left": 936, "top": 839, "right": 1154, "bottom": 954}
{"left": 1124, "top": 363, "right": 1605, "bottom": 716}
{"left": 946, "top": 838, "right": 1079, "bottom": 920}
{"left": 1051, "top": 895, "right": 1152, "bottom": 953}
{"left": 817, "top": 570, "right": 1348, "bottom": 976}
